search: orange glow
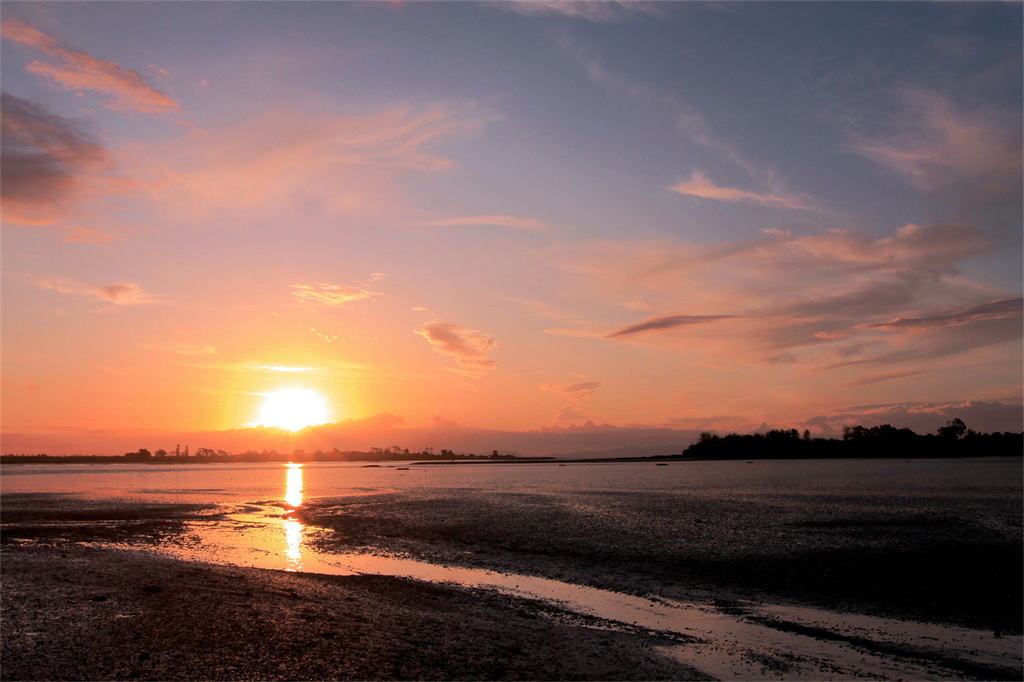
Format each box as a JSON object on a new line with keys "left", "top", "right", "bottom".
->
{"left": 258, "top": 389, "right": 328, "bottom": 431}
{"left": 285, "top": 463, "right": 303, "bottom": 507}
{"left": 284, "top": 464, "right": 303, "bottom": 571}
{"left": 283, "top": 519, "right": 303, "bottom": 571}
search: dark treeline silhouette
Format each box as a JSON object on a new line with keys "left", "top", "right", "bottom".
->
{"left": 683, "top": 419, "right": 1023, "bottom": 460}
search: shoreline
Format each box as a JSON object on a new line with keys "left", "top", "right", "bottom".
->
{"left": 3, "top": 482, "right": 1022, "bottom": 680}
{"left": 2, "top": 543, "right": 706, "bottom": 681}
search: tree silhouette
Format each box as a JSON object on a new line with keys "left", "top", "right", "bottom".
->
{"left": 938, "top": 418, "right": 967, "bottom": 440}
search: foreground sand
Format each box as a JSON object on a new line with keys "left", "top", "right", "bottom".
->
{"left": 1, "top": 542, "right": 707, "bottom": 681}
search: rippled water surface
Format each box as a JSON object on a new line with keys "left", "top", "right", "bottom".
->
{"left": 3, "top": 456, "right": 1020, "bottom": 505}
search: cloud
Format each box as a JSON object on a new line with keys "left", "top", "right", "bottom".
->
{"left": 291, "top": 283, "right": 379, "bottom": 307}
{"left": 416, "top": 322, "right": 497, "bottom": 376}
{"left": 846, "top": 369, "right": 926, "bottom": 387}
{"left": 852, "top": 89, "right": 1020, "bottom": 192}
{"left": 865, "top": 297, "right": 1022, "bottom": 332}
{"left": 0, "top": 93, "right": 111, "bottom": 224}
{"left": 559, "top": 35, "right": 724, "bottom": 158}
{"left": 61, "top": 226, "right": 120, "bottom": 242}
{"left": 606, "top": 314, "right": 734, "bottom": 339}
{"left": 849, "top": 88, "right": 1021, "bottom": 231}
{"left": 541, "top": 380, "right": 601, "bottom": 397}
{"left": 670, "top": 171, "right": 816, "bottom": 211}
{"left": 798, "top": 400, "right": 1023, "bottom": 438}
{"left": 28, "top": 276, "right": 154, "bottom": 306}
{"left": 541, "top": 380, "right": 602, "bottom": 423}
{"left": 558, "top": 35, "right": 790, "bottom": 188}
{"left": 131, "top": 106, "right": 481, "bottom": 227}
{"left": 500, "top": 1, "right": 664, "bottom": 22}
{"left": 2, "top": 19, "right": 178, "bottom": 114}
{"left": 412, "top": 214, "right": 551, "bottom": 236}
{"left": 549, "top": 221, "right": 1015, "bottom": 385}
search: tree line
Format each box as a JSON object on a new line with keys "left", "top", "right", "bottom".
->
{"left": 682, "top": 418, "right": 1022, "bottom": 460}
{"left": 1, "top": 446, "right": 540, "bottom": 464}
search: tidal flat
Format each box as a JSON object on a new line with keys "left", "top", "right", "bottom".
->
{"left": 2, "top": 458, "right": 1022, "bottom": 680}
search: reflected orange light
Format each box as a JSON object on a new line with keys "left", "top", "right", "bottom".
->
{"left": 284, "top": 518, "right": 303, "bottom": 571}
{"left": 285, "top": 463, "right": 303, "bottom": 508}
{"left": 284, "top": 463, "right": 304, "bottom": 571}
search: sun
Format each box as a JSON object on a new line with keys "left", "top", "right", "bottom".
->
{"left": 258, "top": 389, "right": 329, "bottom": 431}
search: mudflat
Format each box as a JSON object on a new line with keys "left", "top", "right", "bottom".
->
{"left": 1, "top": 497, "right": 705, "bottom": 681}
{"left": 3, "top": 477, "right": 1022, "bottom": 681}
{"left": 295, "top": 486, "right": 1024, "bottom": 633}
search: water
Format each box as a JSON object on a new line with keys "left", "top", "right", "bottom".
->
{"left": 3, "top": 457, "right": 1021, "bottom": 680}
{"left": 4, "top": 456, "right": 1019, "bottom": 503}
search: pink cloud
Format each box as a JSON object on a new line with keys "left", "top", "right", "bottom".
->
{"left": 670, "top": 171, "right": 816, "bottom": 211}
{"left": 131, "top": 106, "right": 480, "bottom": 227}
{"left": 850, "top": 88, "right": 1021, "bottom": 215}
{"left": 412, "top": 214, "right": 551, "bottom": 236}
{"left": 549, "top": 221, "right": 1015, "bottom": 386}
{"left": 501, "top": 1, "right": 664, "bottom": 22}
{"left": 541, "top": 380, "right": 602, "bottom": 424}
{"left": 291, "top": 283, "right": 379, "bottom": 307}
{"left": 2, "top": 19, "right": 178, "bottom": 114}
{"left": 416, "top": 322, "right": 497, "bottom": 376}
{"left": 27, "top": 276, "right": 154, "bottom": 306}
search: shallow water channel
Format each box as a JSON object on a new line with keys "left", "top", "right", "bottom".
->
{"left": 142, "top": 499, "right": 1020, "bottom": 681}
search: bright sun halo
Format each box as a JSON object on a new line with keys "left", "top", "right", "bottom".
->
{"left": 258, "top": 389, "right": 328, "bottom": 431}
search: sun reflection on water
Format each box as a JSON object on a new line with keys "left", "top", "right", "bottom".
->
{"left": 284, "top": 463, "right": 303, "bottom": 571}
{"left": 285, "top": 463, "right": 303, "bottom": 508}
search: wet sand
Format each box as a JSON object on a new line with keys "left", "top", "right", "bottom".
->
{"left": 294, "top": 486, "right": 1023, "bottom": 633}
{"left": 1, "top": 497, "right": 705, "bottom": 681}
{"left": 3, "top": 486, "right": 1022, "bottom": 681}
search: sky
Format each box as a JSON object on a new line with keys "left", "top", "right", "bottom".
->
{"left": 2, "top": 1, "right": 1022, "bottom": 456}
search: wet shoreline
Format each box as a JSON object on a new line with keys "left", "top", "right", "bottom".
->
{"left": 2, "top": 491, "right": 1022, "bottom": 680}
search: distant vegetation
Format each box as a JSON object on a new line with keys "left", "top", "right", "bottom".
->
{"left": 2, "top": 419, "right": 1020, "bottom": 464}
{"left": 682, "top": 419, "right": 1022, "bottom": 460}
{"left": 0, "top": 446, "right": 545, "bottom": 465}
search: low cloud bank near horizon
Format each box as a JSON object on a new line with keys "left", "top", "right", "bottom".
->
{"left": 5, "top": 400, "right": 1020, "bottom": 458}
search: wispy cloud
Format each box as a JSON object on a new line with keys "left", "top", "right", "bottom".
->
{"left": 606, "top": 314, "right": 733, "bottom": 339}
{"left": 851, "top": 88, "right": 1020, "bottom": 195}
{"left": 550, "top": 221, "right": 1014, "bottom": 381}
{"left": 848, "top": 88, "right": 1021, "bottom": 233}
{"left": 557, "top": 33, "right": 795, "bottom": 191}
{"left": 864, "top": 297, "right": 1022, "bottom": 332}
{"left": 670, "top": 171, "right": 816, "bottom": 212}
{"left": 412, "top": 214, "right": 551, "bottom": 236}
{"left": 541, "top": 379, "right": 602, "bottom": 423}
{"left": 0, "top": 93, "right": 111, "bottom": 225}
{"left": 291, "top": 283, "right": 379, "bottom": 307}
{"left": 131, "top": 106, "right": 482, "bottom": 227}
{"left": 846, "top": 369, "right": 926, "bottom": 387}
{"left": 27, "top": 276, "right": 154, "bottom": 306}
{"left": 1, "top": 19, "right": 178, "bottom": 114}
{"left": 500, "top": 1, "right": 664, "bottom": 22}
{"left": 416, "top": 322, "right": 497, "bottom": 377}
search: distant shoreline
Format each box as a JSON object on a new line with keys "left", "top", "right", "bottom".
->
{"left": 2, "top": 451, "right": 1020, "bottom": 466}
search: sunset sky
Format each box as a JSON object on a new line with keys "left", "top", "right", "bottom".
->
{"left": 2, "top": 1, "right": 1022, "bottom": 456}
